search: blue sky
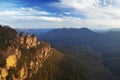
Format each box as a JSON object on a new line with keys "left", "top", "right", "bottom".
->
{"left": 0, "top": 0, "right": 120, "bottom": 29}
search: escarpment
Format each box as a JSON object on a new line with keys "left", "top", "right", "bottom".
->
{"left": 19, "top": 32, "right": 37, "bottom": 49}
{"left": 0, "top": 26, "right": 51, "bottom": 80}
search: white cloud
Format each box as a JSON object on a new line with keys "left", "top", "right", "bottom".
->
{"left": 61, "top": 16, "right": 120, "bottom": 29}
{"left": 0, "top": 7, "right": 64, "bottom": 28}
{"left": 1, "top": 15, "right": 120, "bottom": 29}
{"left": 52, "top": 0, "right": 120, "bottom": 28}
{"left": 10, "top": 16, "right": 63, "bottom": 22}
{"left": 1, "top": 0, "right": 120, "bottom": 29}
{"left": 58, "top": 0, "right": 120, "bottom": 18}
{"left": 0, "top": 7, "right": 50, "bottom": 16}
{"left": 0, "top": 7, "right": 64, "bottom": 22}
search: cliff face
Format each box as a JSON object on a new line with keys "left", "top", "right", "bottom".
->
{"left": 0, "top": 26, "right": 51, "bottom": 80}
{"left": 19, "top": 32, "right": 37, "bottom": 49}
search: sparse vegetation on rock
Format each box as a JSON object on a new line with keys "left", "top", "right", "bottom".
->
{"left": 0, "top": 25, "right": 51, "bottom": 80}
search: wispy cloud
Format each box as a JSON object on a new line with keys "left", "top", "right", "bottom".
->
{"left": 50, "top": 0, "right": 120, "bottom": 28}
{"left": 0, "top": 8, "right": 50, "bottom": 16}
{"left": 56, "top": 0, "right": 120, "bottom": 18}
{"left": 0, "top": 7, "right": 63, "bottom": 22}
{"left": 0, "top": 0, "right": 120, "bottom": 29}
{"left": 10, "top": 16, "right": 63, "bottom": 22}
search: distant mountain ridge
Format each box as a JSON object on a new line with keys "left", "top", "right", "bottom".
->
{"left": 39, "top": 28, "right": 100, "bottom": 46}
{"left": 0, "top": 25, "right": 113, "bottom": 80}
{"left": 39, "top": 28, "right": 120, "bottom": 48}
{"left": 39, "top": 28, "right": 120, "bottom": 80}
{"left": 109, "top": 28, "right": 120, "bottom": 32}
{"left": 4, "top": 27, "right": 120, "bottom": 80}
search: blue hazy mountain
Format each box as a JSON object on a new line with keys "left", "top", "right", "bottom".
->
{"left": 38, "top": 28, "right": 120, "bottom": 80}
{"left": 109, "top": 28, "right": 120, "bottom": 32}
{"left": 39, "top": 28, "right": 99, "bottom": 45}
{"left": 14, "top": 27, "right": 120, "bottom": 79}
{"left": 16, "top": 28, "right": 52, "bottom": 37}
{"left": 0, "top": 25, "right": 114, "bottom": 80}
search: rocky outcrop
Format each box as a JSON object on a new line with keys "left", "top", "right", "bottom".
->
{"left": 19, "top": 32, "right": 37, "bottom": 49}
{"left": 0, "top": 26, "right": 51, "bottom": 80}
{"left": 16, "top": 41, "right": 51, "bottom": 80}
{"left": 31, "top": 34, "right": 37, "bottom": 47}
{"left": 19, "top": 32, "right": 24, "bottom": 46}
{"left": 0, "top": 68, "right": 8, "bottom": 80}
{"left": 0, "top": 47, "right": 21, "bottom": 80}
{"left": 25, "top": 33, "right": 32, "bottom": 49}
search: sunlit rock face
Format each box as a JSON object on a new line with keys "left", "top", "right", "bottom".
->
{"left": 19, "top": 32, "right": 24, "bottom": 46}
{"left": 0, "top": 68, "right": 8, "bottom": 80}
{"left": 18, "top": 63, "right": 28, "bottom": 80}
{"left": 0, "top": 26, "right": 52, "bottom": 80}
{"left": 13, "top": 41, "right": 51, "bottom": 80}
{"left": 6, "top": 54, "right": 17, "bottom": 69}
{"left": 31, "top": 34, "right": 37, "bottom": 47}
{"left": 25, "top": 33, "right": 32, "bottom": 49}
{"left": 0, "top": 42, "right": 51, "bottom": 80}
{"left": 20, "top": 33, "right": 37, "bottom": 49}
{"left": 0, "top": 47, "right": 21, "bottom": 80}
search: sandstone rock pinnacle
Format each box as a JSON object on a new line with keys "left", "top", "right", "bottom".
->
{"left": 19, "top": 32, "right": 24, "bottom": 46}
{"left": 19, "top": 33, "right": 37, "bottom": 49}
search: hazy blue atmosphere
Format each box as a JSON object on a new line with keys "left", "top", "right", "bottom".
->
{"left": 0, "top": 0, "right": 120, "bottom": 29}
{"left": 0, "top": 1, "right": 120, "bottom": 80}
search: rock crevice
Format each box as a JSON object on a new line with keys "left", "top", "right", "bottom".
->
{"left": 19, "top": 32, "right": 37, "bottom": 49}
{"left": 0, "top": 30, "right": 51, "bottom": 80}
